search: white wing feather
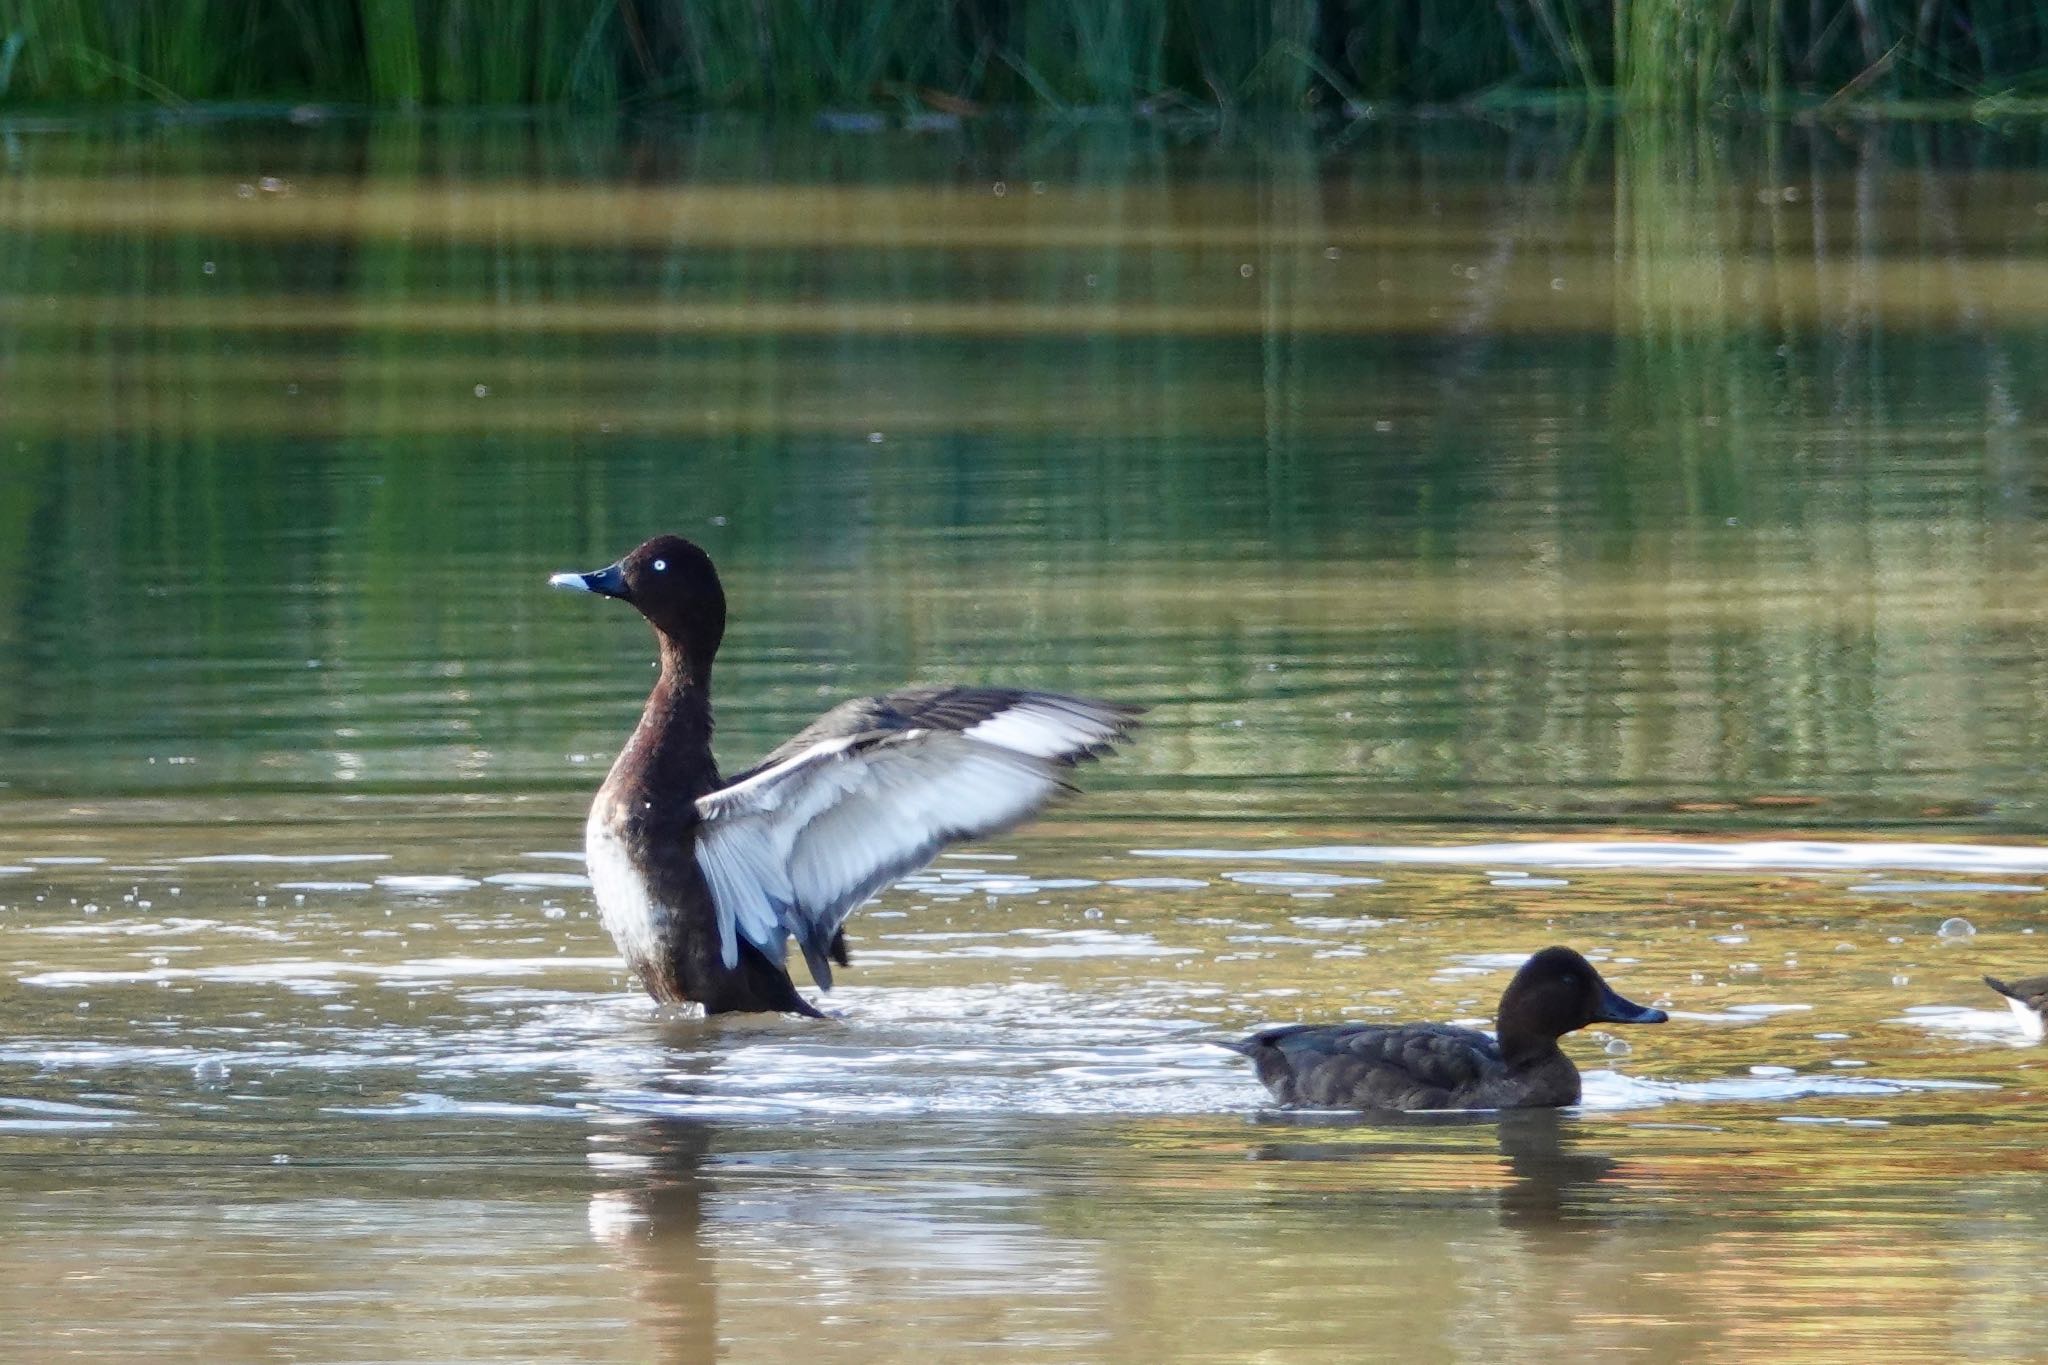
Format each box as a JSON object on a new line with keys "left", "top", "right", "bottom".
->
{"left": 693, "top": 697, "right": 1127, "bottom": 982}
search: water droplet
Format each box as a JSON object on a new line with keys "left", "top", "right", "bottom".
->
{"left": 1937, "top": 916, "right": 1976, "bottom": 940}
{"left": 193, "top": 1058, "right": 231, "bottom": 1090}
{"left": 1604, "top": 1038, "right": 1632, "bottom": 1056}
{"left": 1238, "top": 263, "right": 1253, "bottom": 278}
{"left": 474, "top": 384, "right": 490, "bottom": 398}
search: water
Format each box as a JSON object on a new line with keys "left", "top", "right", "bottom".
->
{"left": 3, "top": 114, "right": 2048, "bottom": 1359}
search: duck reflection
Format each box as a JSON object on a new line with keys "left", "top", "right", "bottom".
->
{"left": 1246, "top": 1108, "right": 1623, "bottom": 1238}
{"left": 1492, "top": 1110, "right": 1621, "bottom": 1236}
{"left": 586, "top": 1120, "right": 718, "bottom": 1360}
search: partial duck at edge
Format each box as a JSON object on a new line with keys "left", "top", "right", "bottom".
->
{"left": 1224, "top": 946, "right": 1668, "bottom": 1111}
{"left": 551, "top": 534, "right": 1141, "bottom": 1016}
{"left": 1983, "top": 972, "right": 2048, "bottom": 1041}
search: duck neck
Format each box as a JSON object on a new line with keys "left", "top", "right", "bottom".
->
{"left": 1497, "top": 1023, "right": 1563, "bottom": 1071}
{"left": 658, "top": 632, "right": 712, "bottom": 695}
{"left": 605, "top": 640, "right": 716, "bottom": 803}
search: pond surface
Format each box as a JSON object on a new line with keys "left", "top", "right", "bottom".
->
{"left": 2, "top": 114, "right": 2047, "bottom": 1360}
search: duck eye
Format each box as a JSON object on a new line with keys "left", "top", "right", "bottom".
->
{"left": 652, "top": 559, "right": 667, "bottom": 572}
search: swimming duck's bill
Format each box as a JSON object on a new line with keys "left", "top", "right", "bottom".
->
{"left": 1593, "top": 982, "right": 1668, "bottom": 1026}
{"left": 548, "top": 563, "right": 629, "bottom": 598}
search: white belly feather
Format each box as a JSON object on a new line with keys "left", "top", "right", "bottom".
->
{"left": 584, "top": 803, "right": 669, "bottom": 973}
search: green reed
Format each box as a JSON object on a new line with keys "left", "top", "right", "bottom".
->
{"left": 4, "top": 0, "right": 2048, "bottom": 109}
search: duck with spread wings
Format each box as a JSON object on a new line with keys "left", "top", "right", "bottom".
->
{"left": 551, "top": 534, "right": 1141, "bottom": 1016}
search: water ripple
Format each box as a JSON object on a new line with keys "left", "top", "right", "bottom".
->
{"left": 1135, "top": 839, "right": 2048, "bottom": 874}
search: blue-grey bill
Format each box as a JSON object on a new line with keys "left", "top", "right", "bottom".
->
{"left": 549, "top": 562, "right": 628, "bottom": 597}
{"left": 1595, "top": 984, "right": 1668, "bottom": 1025}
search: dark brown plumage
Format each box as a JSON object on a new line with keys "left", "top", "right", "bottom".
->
{"left": 1225, "top": 947, "right": 1668, "bottom": 1111}
{"left": 552, "top": 534, "right": 1140, "bottom": 1016}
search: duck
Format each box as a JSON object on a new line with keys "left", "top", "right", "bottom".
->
{"left": 1982, "top": 973, "right": 2047, "bottom": 1040}
{"left": 550, "top": 534, "right": 1141, "bottom": 1016}
{"left": 1223, "top": 946, "right": 1668, "bottom": 1110}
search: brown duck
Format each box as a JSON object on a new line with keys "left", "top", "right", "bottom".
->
{"left": 1224, "top": 947, "right": 1668, "bottom": 1110}
{"left": 551, "top": 534, "right": 1141, "bottom": 1016}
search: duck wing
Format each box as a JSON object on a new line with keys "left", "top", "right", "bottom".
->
{"left": 1228, "top": 1022, "right": 1502, "bottom": 1110}
{"left": 694, "top": 687, "right": 1140, "bottom": 988}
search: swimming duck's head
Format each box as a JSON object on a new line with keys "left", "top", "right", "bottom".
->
{"left": 551, "top": 534, "right": 726, "bottom": 669}
{"left": 1498, "top": 946, "right": 1667, "bottom": 1056}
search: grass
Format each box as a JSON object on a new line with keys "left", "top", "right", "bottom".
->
{"left": 5, "top": 0, "right": 2048, "bottom": 109}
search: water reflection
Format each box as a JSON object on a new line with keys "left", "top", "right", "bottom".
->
{"left": 5, "top": 121, "right": 2048, "bottom": 823}
{"left": 587, "top": 1122, "right": 718, "bottom": 1362}
{"left": 1245, "top": 1108, "right": 1625, "bottom": 1236}
{"left": 7, "top": 113, "right": 2048, "bottom": 1358}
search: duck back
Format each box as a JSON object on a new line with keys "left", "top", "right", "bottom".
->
{"left": 1227, "top": 1022, "right": 1582, "bottom": 1110}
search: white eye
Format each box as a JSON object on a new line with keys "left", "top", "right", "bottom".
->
{"left": 652, "top": 559, "right": 667, "bottom": 571}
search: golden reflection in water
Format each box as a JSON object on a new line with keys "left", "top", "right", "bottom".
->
{"left": 0, "top": 808, "right": 2045, "bottom": 1359}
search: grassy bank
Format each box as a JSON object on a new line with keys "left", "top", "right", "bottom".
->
{"left": 3, "top": 0, "right": 2048, "bottom": 111}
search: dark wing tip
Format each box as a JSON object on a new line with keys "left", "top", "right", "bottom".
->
{"left": 1215, "top": 1037, "right": 1260, "bottom": 1056}
{"left": 1047, "top": 695, "right": 1147, "bottom": 768}
{"left": 1985, "top": 975, "right": 2014, "bottom": 997}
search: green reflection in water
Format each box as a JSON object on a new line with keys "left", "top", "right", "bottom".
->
{"left": 4, "top": 119, "right": 2047, "bottom": 824}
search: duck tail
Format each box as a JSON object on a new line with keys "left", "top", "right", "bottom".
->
{"left": 1985, "top": 974, "right": 2016, "bottom": 999}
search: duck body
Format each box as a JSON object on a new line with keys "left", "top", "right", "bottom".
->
{"left": 580, "top": 665, "right": 821, "bottom": 1015}
{"left": 1225, "top": 946, "right": 1667, "bottom": 1112}
{"left": 1983, "top": 973, "right": 2048, "bottom": 1040}
{"left": 1229, "top": 1020, "right": 1587, "bottom": 1109}
{"left": 555, "top": 535, "right": 1139, "bottom": 1016}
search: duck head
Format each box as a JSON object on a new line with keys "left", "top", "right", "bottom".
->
{"left": 551, "top": 534, "right": 726, "bottom": 682}
{"left": 1496, "top": 946, "right": 1666, "bottom": 1065}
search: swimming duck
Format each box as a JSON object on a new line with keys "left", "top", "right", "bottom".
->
{"left": 1982, "top": 973, "right": 2048, "bottom": 1040}
{"left": 1223, "top": 946, "right": 1668, "bottom": 1110}
{"left": 550, "top": 534, "right": 1140, "bottom": 1016}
